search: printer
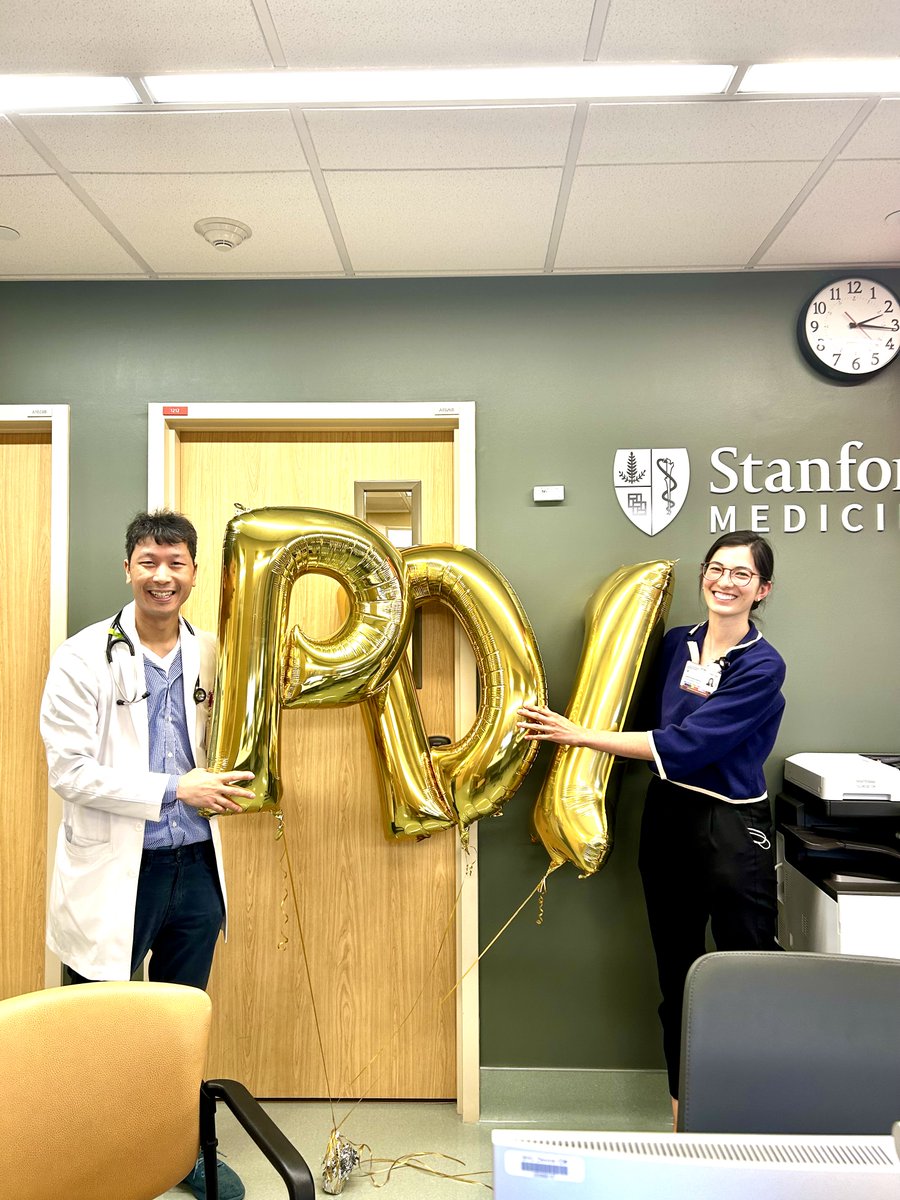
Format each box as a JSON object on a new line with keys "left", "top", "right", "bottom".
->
{"left": 783, "top": 752, "right": 900, "bottom": 811}
{"left": 777, "top": 753, "right": 900, "bottom": 959}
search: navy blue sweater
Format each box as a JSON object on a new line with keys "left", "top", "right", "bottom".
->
{"left": 648, "top": 622, "right": 786, "bottom": 804}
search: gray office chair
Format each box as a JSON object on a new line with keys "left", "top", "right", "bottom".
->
{"left": 677, "top": 950, "right": 900, "bottom": 1135}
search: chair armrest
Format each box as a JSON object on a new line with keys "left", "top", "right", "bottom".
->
{"left": 202, "top": 1079, "right": 316, "bottom": 1200}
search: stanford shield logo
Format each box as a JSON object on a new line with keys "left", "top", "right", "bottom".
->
{"left": 613, "top": 448, "right": 690, "bottom": 536}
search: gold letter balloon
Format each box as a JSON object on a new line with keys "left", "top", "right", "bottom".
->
{"left": 206, "top": 507, "right": 413, "bottom": 813}
{"left": 206, "top": 508, "right": 547, "bottom": 834}
{"left": 362, "top": 546, "right": 547, "bottom": 839}
{"left": 532, "top": 560, "right": 675, "bottom": 876}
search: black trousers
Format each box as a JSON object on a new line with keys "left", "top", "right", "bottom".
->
{"left": 66, "top": 840, "right": 225, "bottom": 989}
{"left": 638, "top": 776, "right": 777, "bottom": 1099}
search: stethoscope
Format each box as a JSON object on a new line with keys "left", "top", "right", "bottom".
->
{"left": 106, "top": 608, "right": 207, "bottom": 707}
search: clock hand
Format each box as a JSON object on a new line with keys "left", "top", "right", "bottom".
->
{"left": 850, "top": 324, "right": 894, "bottom": 331}
{"left": 854, "top": 312, "right": 886, "bottom": 327}
{"left": 846, "top": 311, "right": 872, "bottom": 339}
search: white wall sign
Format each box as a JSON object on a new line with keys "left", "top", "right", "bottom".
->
{"left": 709, "top": 441, "right": 898, "bottom": 533}
{"left": 613, "top": 441, "right": 898, "bottom": 534}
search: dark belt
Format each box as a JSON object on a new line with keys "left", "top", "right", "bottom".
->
{"left": 140, "top": 840, "right": 214, "bottom": 865}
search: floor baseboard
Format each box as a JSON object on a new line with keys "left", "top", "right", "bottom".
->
{"left": 480, "top": 1067, "right": 671, "bottom": 1131}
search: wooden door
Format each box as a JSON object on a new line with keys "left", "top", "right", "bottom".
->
{"left": 178, "top": 429, "right": 457, "bottom": 1097}
{"left": 0, "top": 431, "right": 51, "bottom": 998}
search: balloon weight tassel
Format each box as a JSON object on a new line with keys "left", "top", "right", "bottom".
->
{"left": 323, "top": 1129, "right": 366, "bottom": 1195}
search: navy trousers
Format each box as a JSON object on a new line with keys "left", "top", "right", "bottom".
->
{"left": 66, "top": 840, "right": 224, "bottom": 989}
{"left": 638, "top": 775, "right": 777, "bottom": 1099}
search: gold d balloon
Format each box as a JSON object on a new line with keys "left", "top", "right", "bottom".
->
{"left": 362, "top": 546, "right": 547, "bottom": 839}
{"left": 206, "top": 508, "right": 546, "bottom": 830}
{"left": 532, "top": 560, "right": 675, "bottom": 876}
{"left": 206, "top": 507, "right": 413, "bottom": 813}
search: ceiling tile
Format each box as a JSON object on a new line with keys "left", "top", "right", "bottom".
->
{"left": 579, "top": 100, "right": 866, "bottom": 165}
{"left": 555, "top": 161, "right": 815, "bottom": 270}
{"left": 840, "top": 100, "right": 900, "bottom": 160}
{"left": 23, "top": 111, "right": 308, "bottom": 174}
{"left": 0, "top": 0, "right": 272, "bottom": 72}
{"left": 325, "top": 168, "right": 562, "bottom": 272}
{"left": 597, "top": 0, "right": 900, "bottom": 62}
{"left": 306, "top": 105, "right": 575, "bottom": 170}
{"left": 1, "top": 0, "right": 899, "bottom": 279}
{"left": 267, "top": 0, "right": 597, "bottom": 67}
{"left": 761, "top": 161, "right": 900, "bottom": 266}
{"left": 73, "top": 172, "right": 344, "bottom": 274}
{"left": 0, "top": 176, "right": 144, "bottom": 275}
{"left": 0, "top": 116, "right": 54, "bottom": 174}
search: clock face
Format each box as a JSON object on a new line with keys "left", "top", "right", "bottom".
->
{"left": 798, "top": 276, "right": 900, "bottom": 383}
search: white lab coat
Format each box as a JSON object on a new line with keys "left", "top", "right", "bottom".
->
{"left": 40, "top": 601, "right": 226, "bottom": 980}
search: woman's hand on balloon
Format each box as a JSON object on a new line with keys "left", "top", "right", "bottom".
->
{"left": 519, "top": 708, "right": 654, "bottom": 760}
{"left": 517, "top": 704, "right": 587, "bottom": 746}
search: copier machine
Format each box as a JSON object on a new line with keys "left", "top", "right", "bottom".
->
{"left": 777, "top": 753, "right": 900, "bottom": 959}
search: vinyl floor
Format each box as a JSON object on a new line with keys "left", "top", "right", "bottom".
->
{"left": 160, "top": 1084, "right": 672, "bottom": 1199}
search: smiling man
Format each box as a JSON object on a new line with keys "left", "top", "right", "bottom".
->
{"left": 40, "top": 509, "right": 253, "bottom": 1200}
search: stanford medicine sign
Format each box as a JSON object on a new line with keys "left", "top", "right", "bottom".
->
{"left": 709, "top": 441, "right": 900, "bottom": 534}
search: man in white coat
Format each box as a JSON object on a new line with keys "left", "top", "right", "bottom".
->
{"left": 41, "top": 508, "right": 253, "bottom": 1200}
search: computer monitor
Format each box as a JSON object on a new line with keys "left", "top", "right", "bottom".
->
{"left": 492, "top": 1126, "right": 900, "bottom": 1199}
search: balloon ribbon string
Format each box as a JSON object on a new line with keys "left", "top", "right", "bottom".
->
{"left": 359, "top": 1150, "right": 491, "bottom": 1190}
{"left": 276, "top": 811, "right": 290, "bottom": 952}
{"left": 442, "top": 861, "right": 560, "bottom": 1004}
{"left": 276, "top": 811, "right": 338, "bottom": 1132}
{"left": 334, "top": 874, "right": 466, "bottom": 1129}
{"left": 336, "top": 835, "right": 477, "bottom": 1117}
{"left": 275, "top": 808, "right": 466, "bottom": 1135}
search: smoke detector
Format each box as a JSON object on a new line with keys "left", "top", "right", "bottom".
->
{"left": 194, "top": 217, "right": 252, "bottom": 251}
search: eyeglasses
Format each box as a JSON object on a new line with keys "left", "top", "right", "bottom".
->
{"left": 701, "top": 561, "right": 761, "bottom": 587}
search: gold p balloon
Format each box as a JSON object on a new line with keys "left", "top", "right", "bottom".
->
{"left": 205, "top": 506, "right": 412, "bottom": 814}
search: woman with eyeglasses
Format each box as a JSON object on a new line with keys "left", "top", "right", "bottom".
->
{"left": 518, "top": 530, "right": 785, "bottom": 1122}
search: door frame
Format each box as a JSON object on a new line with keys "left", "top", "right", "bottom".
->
{"left": 147, "top": 400, "right": 481, "bottom": 1119}
{"left": 1, "top": 405, "right": 70, "bottom": 988}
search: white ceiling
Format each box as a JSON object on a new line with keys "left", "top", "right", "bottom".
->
{"left": 0, "top": 0, "right": 899, "bottom": 280}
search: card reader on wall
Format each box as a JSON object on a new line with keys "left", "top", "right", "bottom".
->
{"left": 784, "top": 753, "right": 900, "bottom": 804}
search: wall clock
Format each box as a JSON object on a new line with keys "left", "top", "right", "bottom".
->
{"left": 797, "top": 276, "right": 900, "bottom": 383}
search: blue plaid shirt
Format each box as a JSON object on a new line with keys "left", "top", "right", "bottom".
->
{"left": 142, "top": 644, "right": 211, "bottom": 849}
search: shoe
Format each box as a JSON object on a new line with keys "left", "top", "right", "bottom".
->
{"left": 180, "top": 1152, "right": 246, "bottom": 1200}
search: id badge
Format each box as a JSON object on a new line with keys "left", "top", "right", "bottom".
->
{"left": 680, "top": 660, "right": 722, "bottom": 697}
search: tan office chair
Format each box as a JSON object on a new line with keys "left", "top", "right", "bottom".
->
{"left": 678, "top": 950, "right": 900, "bottom": 1135}
{"left": 0, "top": 981, "right": 315, "bottom": 1200}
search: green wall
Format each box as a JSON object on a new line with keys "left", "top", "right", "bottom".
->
{"left": 3, "top": 270, "right": 899, "bottom": 1071}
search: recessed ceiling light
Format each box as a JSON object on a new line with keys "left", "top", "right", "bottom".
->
{"left": 145, "top": 63, "right": 736, "bottom": 106}
{"left": 0, "top": 75, "right": 140, "bottom": 110}
{"left": 740, "top": 59, "right": 900, "bottom": 94}
{"left": 0, "top": 225, "right": 20, "bottom": 241}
